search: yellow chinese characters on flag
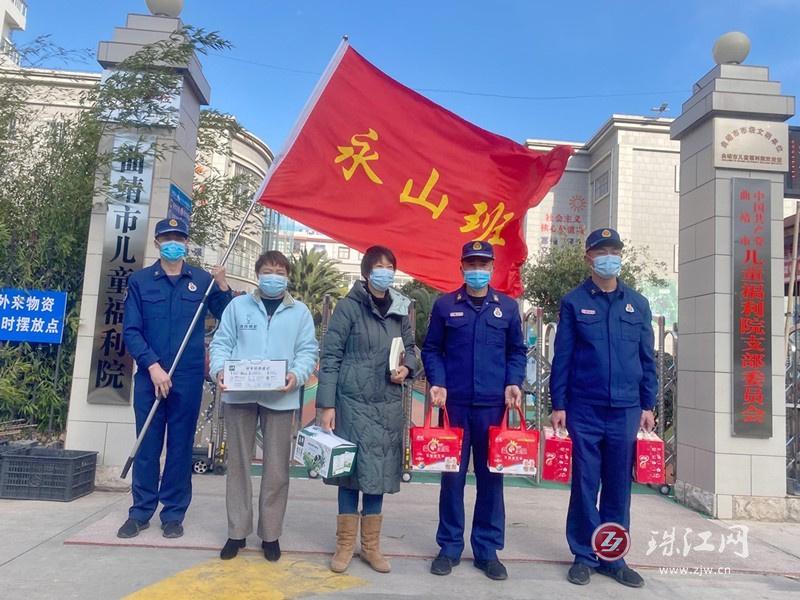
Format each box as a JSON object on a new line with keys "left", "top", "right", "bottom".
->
{"left": 260, "top": 43, "right": 572, "bottom": 296}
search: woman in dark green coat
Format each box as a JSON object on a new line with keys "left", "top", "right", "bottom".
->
{"left": 317, "top": 246, "right": 416, "bottom": 574}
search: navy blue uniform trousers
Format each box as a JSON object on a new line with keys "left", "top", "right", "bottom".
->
{"left": 566, "top": 402, "right": 641, "bottom": 569}
{"left": 437, "top": 403, "right": 505, "bottom": 561}
{"left": 130, "top": 371, "right": 204, "bottom": 524}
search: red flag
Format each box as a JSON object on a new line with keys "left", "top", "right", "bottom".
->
{"left": 259, "top": 42, "right": 572, "bottom": 296}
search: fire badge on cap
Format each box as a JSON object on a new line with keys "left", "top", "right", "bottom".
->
{"left": 473, "top": 242, "right": 482, "bottom": 250}
{"left": 601, "top": 229, "right": 611, "bottom": 238}
{"left": 169, "top": 219, "right": 178, "bottom": 227}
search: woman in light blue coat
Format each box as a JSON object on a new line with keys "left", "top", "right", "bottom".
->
{"left": 209, "top": 251, "right": 318, "bottom": 562}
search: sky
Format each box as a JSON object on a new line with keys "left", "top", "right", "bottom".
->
{"left": 14, "top": 0, "right": 800, "bottom": 154}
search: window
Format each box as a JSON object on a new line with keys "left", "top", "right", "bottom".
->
{"left": 592, "top": 171, "right": 609, "bottom": 203}
{"left": 228, "top": 233, "right": 260, "bottom": 279}
{"left": 337, "top": 246, "right": 350, "bottom": 259}
{"left": 312, "top": 244, "right": 326, "bottom": 255}
{"left": 673, "top": 244, "right": 679, "bottom": 273}
{"left": 233, "top": 162, "right": 260, "bottom": 199}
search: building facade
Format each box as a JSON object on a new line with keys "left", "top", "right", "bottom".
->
{"left": 195, "top": 128, "right": 277, "bottom": 291}
{"left": 526, "top": 115, "right": 681, "bottom": 323}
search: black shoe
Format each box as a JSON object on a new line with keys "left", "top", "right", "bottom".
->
{"left": 161, "top": 521, "right": 184, "bottom": 539}
{"left": 567, "top": 563, "right": 593, "bottom": 585}
{"left": 430, "top": 554, "right": 460, "bottom": 576}
{"left": 473, "top": 559, "right": 508, "bottom": 581}
{"left": 116, "top": 518, "right": 149, "bottom": 539}
{"left": 220, "top": 538, "right": 246, "bottom": 560}
{"left": 596, "top": 565, "right": 645, "bottom": 588}
{"left": 262, "top": 539, "right": 281, "bottom": 561}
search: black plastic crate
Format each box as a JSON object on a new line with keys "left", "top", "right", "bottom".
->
{"left": 0, "top": 447, "right": 98, "bottom": 501}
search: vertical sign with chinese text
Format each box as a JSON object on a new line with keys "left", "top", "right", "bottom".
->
{"left": 786, "top": 126, "right": 800, "bottom": 198}
{"left": 167, "top": 183, "right": 193, "bottom": 223}
{"left": 732, "top": 178, "right": 772, "bottom": 438}
{"left": 87, "top": 133, "right": 155, "bottom": 405}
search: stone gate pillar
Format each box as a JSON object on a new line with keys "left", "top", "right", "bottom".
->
{"left": 671, "top": 32, "right": 798, "bottom": 520}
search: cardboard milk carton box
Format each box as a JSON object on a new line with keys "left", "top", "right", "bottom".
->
{"left": 293, "top": 425, "right": 357, "bottom": 478}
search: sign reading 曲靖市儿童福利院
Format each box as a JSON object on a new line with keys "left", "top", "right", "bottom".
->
{"left": 87, "top": 133, "right": 155, "bottom": 405}
{"left": 0, "top": 288, "right": 68, "bottom": 344}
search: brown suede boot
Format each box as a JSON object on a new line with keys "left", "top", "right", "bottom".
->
{"left": 330, "top": 514, "right": 359, "bottom": 573}
{"left": 360, "top": 514, "right": 391, "bottom": 573}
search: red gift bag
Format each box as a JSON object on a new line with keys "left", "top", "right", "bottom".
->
{"left": 635, "top": 430, "right": 665, "bottom": 484}
{"left": 488, "top": 406, "right": 539, "bottom": 475}
{"left": 542, "top": 427, "right": 572, "bottom": 483}
{"left": 410, "top": 405, "right": 464, "bottom": 472}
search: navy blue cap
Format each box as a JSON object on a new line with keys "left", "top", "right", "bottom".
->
{"left": 585, "top": 228, "right": 624, "bottom": 251}
{"left": 155, "top": 217, "right": 189, "bottom": 238}
{"left": 461, "top": 240, "right": 494, "bottom": 260}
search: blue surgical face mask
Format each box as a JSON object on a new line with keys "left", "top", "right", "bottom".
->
{"left": 369, "top": 267, "right": 395, "bottom": 292}
{"left": 592, "top": 254, "right": 622, "bottom": 279}
{"left": 464, "top": 269, "right": 491, "bottom": 290}
{"left": 159, "top": 241, "right": 186, "bottom": 262}
{"left": 258, "top": 274, "right": 288, "bottom": 298}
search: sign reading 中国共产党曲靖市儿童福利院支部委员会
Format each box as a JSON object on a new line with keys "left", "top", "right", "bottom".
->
{"left": 0, "top": 289, "right": 67, "bottom": 344}
{"left": 732, "top": 178, "right": 772, "bottom": 438}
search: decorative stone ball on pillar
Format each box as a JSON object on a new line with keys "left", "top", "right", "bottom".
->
{"left": 145, "top": 0, "right": 183, "bottom": 18}
{"left": 712, "top": 31, "right": 751, "bottom": 65}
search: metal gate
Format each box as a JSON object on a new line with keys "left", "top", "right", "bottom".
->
{"left": 786, "top": 325, "right": 800, "bottom": 495}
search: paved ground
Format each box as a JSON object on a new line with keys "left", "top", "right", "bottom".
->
{"left": 0, "top": 474, "right": 799, "bottom": 599}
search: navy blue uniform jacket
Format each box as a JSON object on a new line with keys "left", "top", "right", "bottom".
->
{"left": 422, "top": 286, "right": 527, "bottom": 405}
{"left": 123, "top": 261, "right": 232, "bottom": 376}
{"left": 549, "top": 278, "right": 657, "bottom": 411}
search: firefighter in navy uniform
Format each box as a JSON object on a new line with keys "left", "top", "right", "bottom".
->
{"left": 118, "top": 218, "right": 233, "bottom": 540}
{"left": 422, "top": 240, "right": 527, "bottom": 581}
{"left": 549, "top": 228, "right": 657, "bottom": 588}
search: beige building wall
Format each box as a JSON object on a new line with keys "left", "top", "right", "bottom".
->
{"left": 617, "top": 127, "right": 681, "bottom": 278}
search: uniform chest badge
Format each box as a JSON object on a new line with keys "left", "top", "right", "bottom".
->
{"left": 188, "top": 282, "right": 197, "bottom": 292}
{"left": 580, "top": 309, "right": 596, "bottom": 315}
{"left": 625, "top": 303, "right": 635, "bottom": 313}
{"left": 449, "top": 311, "right": 464, "bottom": 317}
{"left": 493, "top": 307, "right": 503, "bottom": 318}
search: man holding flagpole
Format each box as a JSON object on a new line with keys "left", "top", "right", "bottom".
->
{"left": 118, "top": 218, "right": 233, "bottom": 539}
{"left": 422, "top": 241, "right": 527, "bottom": 581}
